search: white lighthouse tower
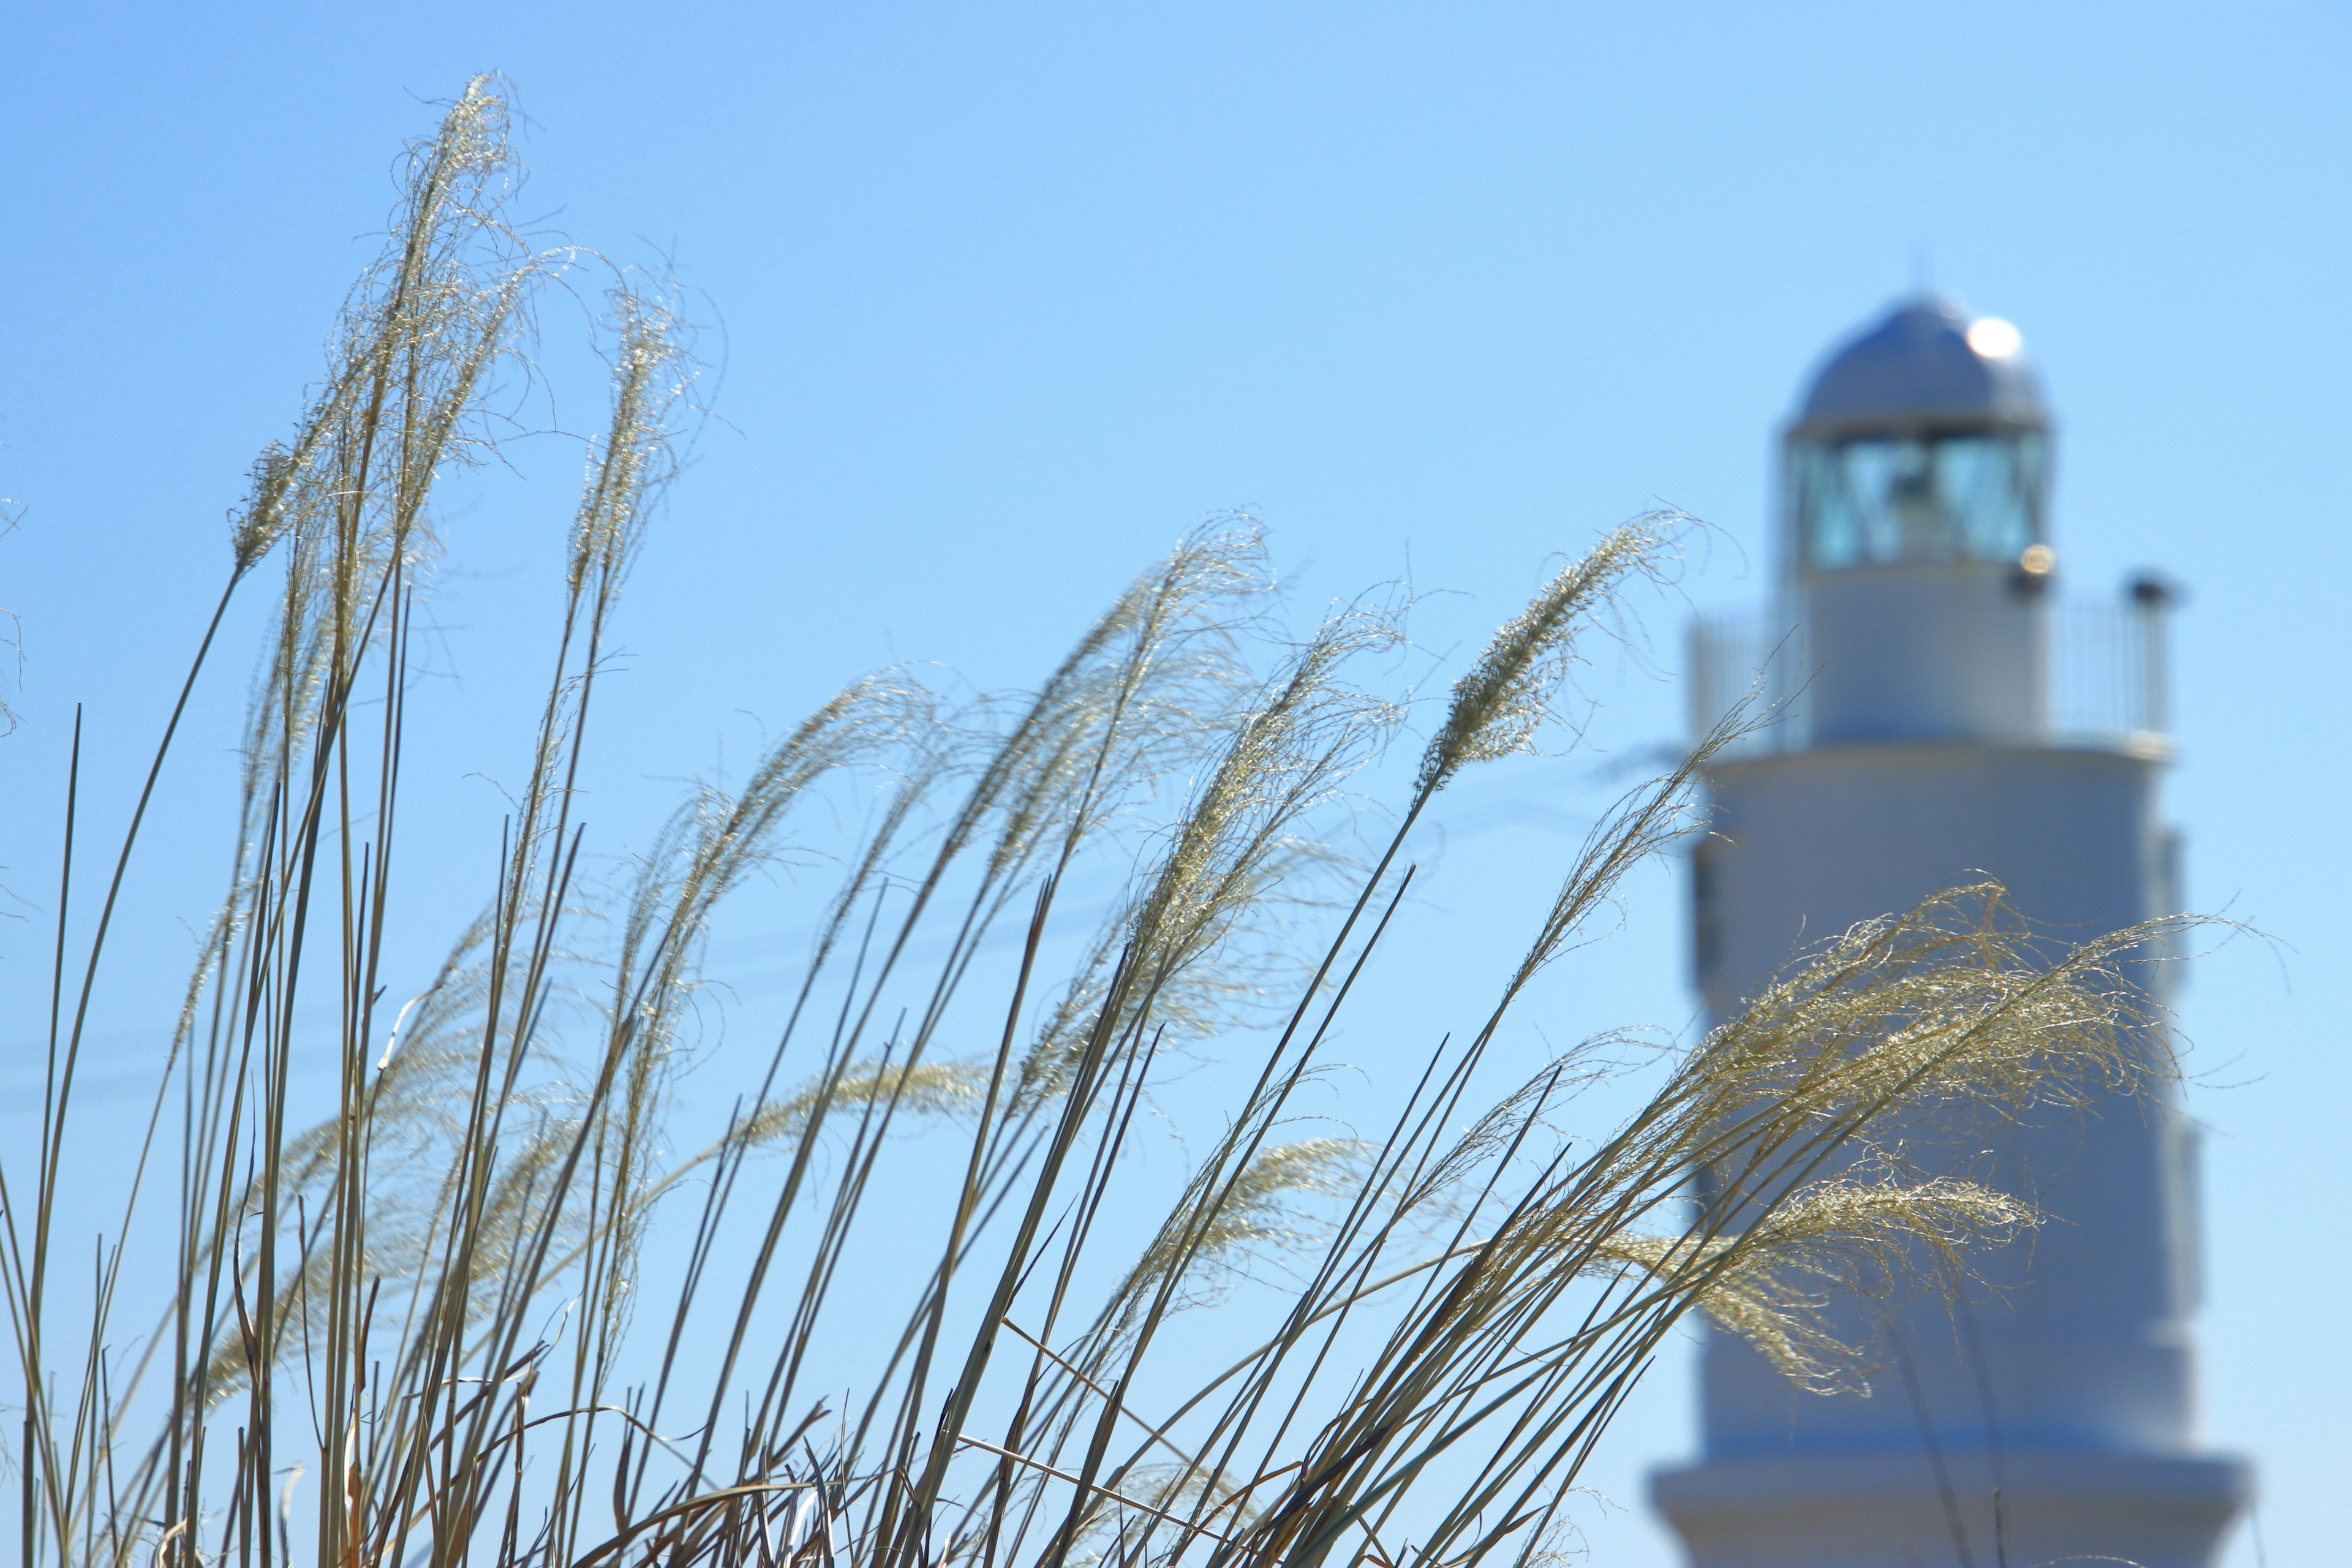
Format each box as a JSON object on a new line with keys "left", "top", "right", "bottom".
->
{"left": 1649, "top": 298, "right": 2248, "bottom": 1568}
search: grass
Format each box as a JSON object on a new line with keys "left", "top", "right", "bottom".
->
{"left": 0, "top": 77, "right": 2192, "bottom": 1568}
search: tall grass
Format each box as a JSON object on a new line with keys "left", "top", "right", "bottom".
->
{"left": 0, "top": 80, "right": 2190, "bottom": 1568}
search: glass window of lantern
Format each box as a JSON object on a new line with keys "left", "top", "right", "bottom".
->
{"left": 1793, "top": 429, "right": 2047, "bottom": 569}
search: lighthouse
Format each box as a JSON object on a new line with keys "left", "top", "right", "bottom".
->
{"left": 1649, "top": 299, "right": 2249, "bottom": 1568}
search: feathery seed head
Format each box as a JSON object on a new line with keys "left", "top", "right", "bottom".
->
{"left": 1416, "top": 514, "right": 1678, "bottom": 799}
{"left": 1593, "top": 1171, "right": 2033, "bottom": 1393}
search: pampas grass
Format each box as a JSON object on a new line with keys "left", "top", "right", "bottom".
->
{"left": 0, "top": 81, "right": 2196, "bottom": 1568}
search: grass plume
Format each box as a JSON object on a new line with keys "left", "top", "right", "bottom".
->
{"left": 0, "top": 86, "right": 2199, "bottom": 1568}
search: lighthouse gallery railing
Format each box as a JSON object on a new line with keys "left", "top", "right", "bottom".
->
{"left": 1687, "top": 601, "right": 2171, "bottom": 758}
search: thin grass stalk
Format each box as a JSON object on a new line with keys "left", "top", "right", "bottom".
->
{"left": 12, "top": 83, "right": 2209, "bottom": 1568}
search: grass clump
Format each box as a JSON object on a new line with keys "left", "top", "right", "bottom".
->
{"left": 0, "top": 78, "right": 2192, "bottom": 1568}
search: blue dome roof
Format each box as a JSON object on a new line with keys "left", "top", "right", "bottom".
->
{"left": 1796, "top": 296, "right": 2046, "bottom": 432}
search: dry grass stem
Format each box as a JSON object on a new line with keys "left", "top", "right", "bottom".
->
{"left": 0, "top": 85, "right": 2201, "bottom": 1568}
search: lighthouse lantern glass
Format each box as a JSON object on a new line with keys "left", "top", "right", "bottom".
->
{"left": 1793, "top": 428, "right": 2048, "bottom": 570}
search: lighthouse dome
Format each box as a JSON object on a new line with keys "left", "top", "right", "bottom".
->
{"left": 1796, "top": 296, "right": 2046, "bottom": 434}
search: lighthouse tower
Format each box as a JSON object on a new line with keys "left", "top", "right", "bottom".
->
{"left": 1649, "top": 299, "right": 2248, "bottom": 1568}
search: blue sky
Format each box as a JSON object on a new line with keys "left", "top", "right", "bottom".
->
{"left": 2, "top": 5, "right": 2346, "bottom": 1564}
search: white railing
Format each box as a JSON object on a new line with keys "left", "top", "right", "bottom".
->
{"left": 2049, "top": 601, "right": 2170, "bottom": 746}
{"left": 1688, "top": 600, "right": 2169, "bottom": 757}
{"left": 1686, "top": 609, "right": 1811, "bottom": 758}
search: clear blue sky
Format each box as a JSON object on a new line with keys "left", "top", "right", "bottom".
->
{"left": 2, "top": 5, "right": 2346, "bottom": 1564}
